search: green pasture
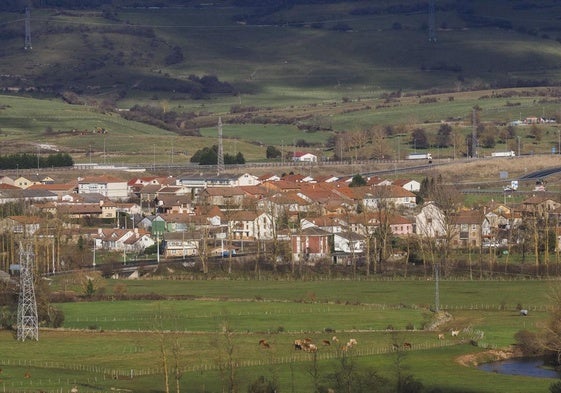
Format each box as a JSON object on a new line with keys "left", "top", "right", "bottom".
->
{"left": 0, "top": 95, "right": 174, "bottom": 138}
{"left": 2, "top": 88, "right": 561, "bottom": 163}
{"left": 1, "top": 278, "right": 559, "bottom": 392}
{"left": 90, "top": 279, "right": 554, "bottom": 308}
{"left": 0, "top": 345, "right": 552, "bottom": 393}
{"left": 57, "top": 300, "right": 427, "bottom": 332}
{"left": 0, "top": 94, "right": 267, "bottom": 163}
{"left": 199, "top": 123, "right": 332, "bottom": 146}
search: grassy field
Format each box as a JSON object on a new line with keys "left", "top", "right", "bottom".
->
{"left": 0, "top": 278, "right": 558, "bottom": 392}
{"left": 3, "top": 88, "right": 561, "bottom": 165}
{"left": 3, "top": 1, "right": 561, "bottom": 164}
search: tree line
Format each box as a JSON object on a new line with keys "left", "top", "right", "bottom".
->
{"left": 0, "top": 152, "right": 73, "bottom": 169}
{"left": 190, "top": 145, "right": 245, "bottom": 165}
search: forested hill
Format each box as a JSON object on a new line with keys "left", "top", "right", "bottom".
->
{"left": 1, "top": 0, "right": 560, "bottom": 105}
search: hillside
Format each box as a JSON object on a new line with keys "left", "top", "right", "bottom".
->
{"left": 2, "top": 1, "right": 561, "bottom": 162}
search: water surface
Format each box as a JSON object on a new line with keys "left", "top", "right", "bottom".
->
{"left": 478, "top": 358, "right": 561, "bottom": 379}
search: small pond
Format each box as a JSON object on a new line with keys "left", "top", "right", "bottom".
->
{"left": 478, "top": 358, "right": 561, "bottom": 379}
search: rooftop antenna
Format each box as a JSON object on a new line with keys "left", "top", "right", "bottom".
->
{"left": 217, "top": 117, "right": 224, "bottom": 175}
{"left": 24, "top": 7, "right": 32, "bottom": 50}
{"left": 428, "top": 0, "right": 437, "bottom": 43}
{"left": 17, "top": 241, "right": 39, "bottom": 341}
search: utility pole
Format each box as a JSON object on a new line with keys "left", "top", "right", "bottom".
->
{"left": 434, "top": 263, "right": 440, "bottom": 312}
{"left": 217, "top": 117, "right": 224, "bottom": 175}
{"left": 471, "top": 109, "right": 477, "bottom": 158}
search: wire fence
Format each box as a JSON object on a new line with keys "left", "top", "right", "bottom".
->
{"left": 59, "top": 302, "right": 552, "bottom": 327}
{"left": 0, "top": 338, "right": 459, "bottom": 388}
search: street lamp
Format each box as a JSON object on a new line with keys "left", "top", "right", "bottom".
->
{"left": 182, "top": 230, "right": 186, "bottom": 259}
{"left": 92, "top": 241, "right": 96, "bottom": 269}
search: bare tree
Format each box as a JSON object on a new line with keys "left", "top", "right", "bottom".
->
{"left": 307, "top": 351, "right": 321, "bottom": 393}
{"left": 429, "top": 182, "right": 463, "bottom": 278}
{"left": 214, "top": 318, "right": 238, "bottom": 393}
{"left": 153, "top": 306, "right": 171, "bottom": 393}
{"left": 356, "top": 211, "right": 375, "bottom": 277}
{"left": 536, "top": 286, "right": 561, "bottom": 364}
{"left": 370, "top": 127, "right": 392, "bottom": 160}
{"left": 370, "top": 186, "right": 395, "bottom": 274}
{"left": 451, "top": 127, "right": 465, "bottom": 159}
{"left": 171, "top": 333, "right": 183, "bottom": 393}
{"left": 197, "top": 225, "right": 210, "bottom": 274}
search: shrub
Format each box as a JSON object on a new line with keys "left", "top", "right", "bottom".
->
{"left": 247, "top": 375, "right": 278, "bottom": 393}
{"left": 48, "top": 306, "right": 65, "bottom": 328}
{"left": 0, "top": 305, "right": 15, "bottom": 330}
{"left": 514, "top": 330, "right": 543, "bottom": 356}
{"left": 550, "top": 381, "right": 561, "bottom": 393}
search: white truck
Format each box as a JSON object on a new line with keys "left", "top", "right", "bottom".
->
{"left": 491, "top": 151, "right": 515, "bottom": 158}
{"left": 406, "top": 153, "right": 432, "bottom": 161}
{"left": 504, "top": 180, "right": 518, "bottom": 191}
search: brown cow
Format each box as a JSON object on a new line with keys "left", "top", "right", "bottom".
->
{"left": 294, "top": 339, "right": 304, "bottom": 350}
{"left": 303, "top": 343, "right": 318, "bottom": 352}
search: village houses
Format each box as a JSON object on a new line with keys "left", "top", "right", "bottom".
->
{"left": 0, "top": 168, "right": 550, "bottom": 270}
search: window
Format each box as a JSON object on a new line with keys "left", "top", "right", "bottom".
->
{"left": 460, "top": 224, "right": 469, "bottom": 240}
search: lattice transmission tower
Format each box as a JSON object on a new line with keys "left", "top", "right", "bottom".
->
{"left": 17, "top": 242, "right": 39, "bottom": 341}
{"left": 24, "top": 7, "right": 32, "bottom": 50}
{"left": 217, "top": 117, "right": 224, "bottom": 175}
{"left": 428, "top": 0, "right": 437, "bottom": 43}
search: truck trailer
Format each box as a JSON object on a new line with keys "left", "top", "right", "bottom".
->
{"left": 491, "top": 151, "right": 515, "bottom": 157}
{"left": 406, "top": 153, "right": 432, "bottom": 161}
